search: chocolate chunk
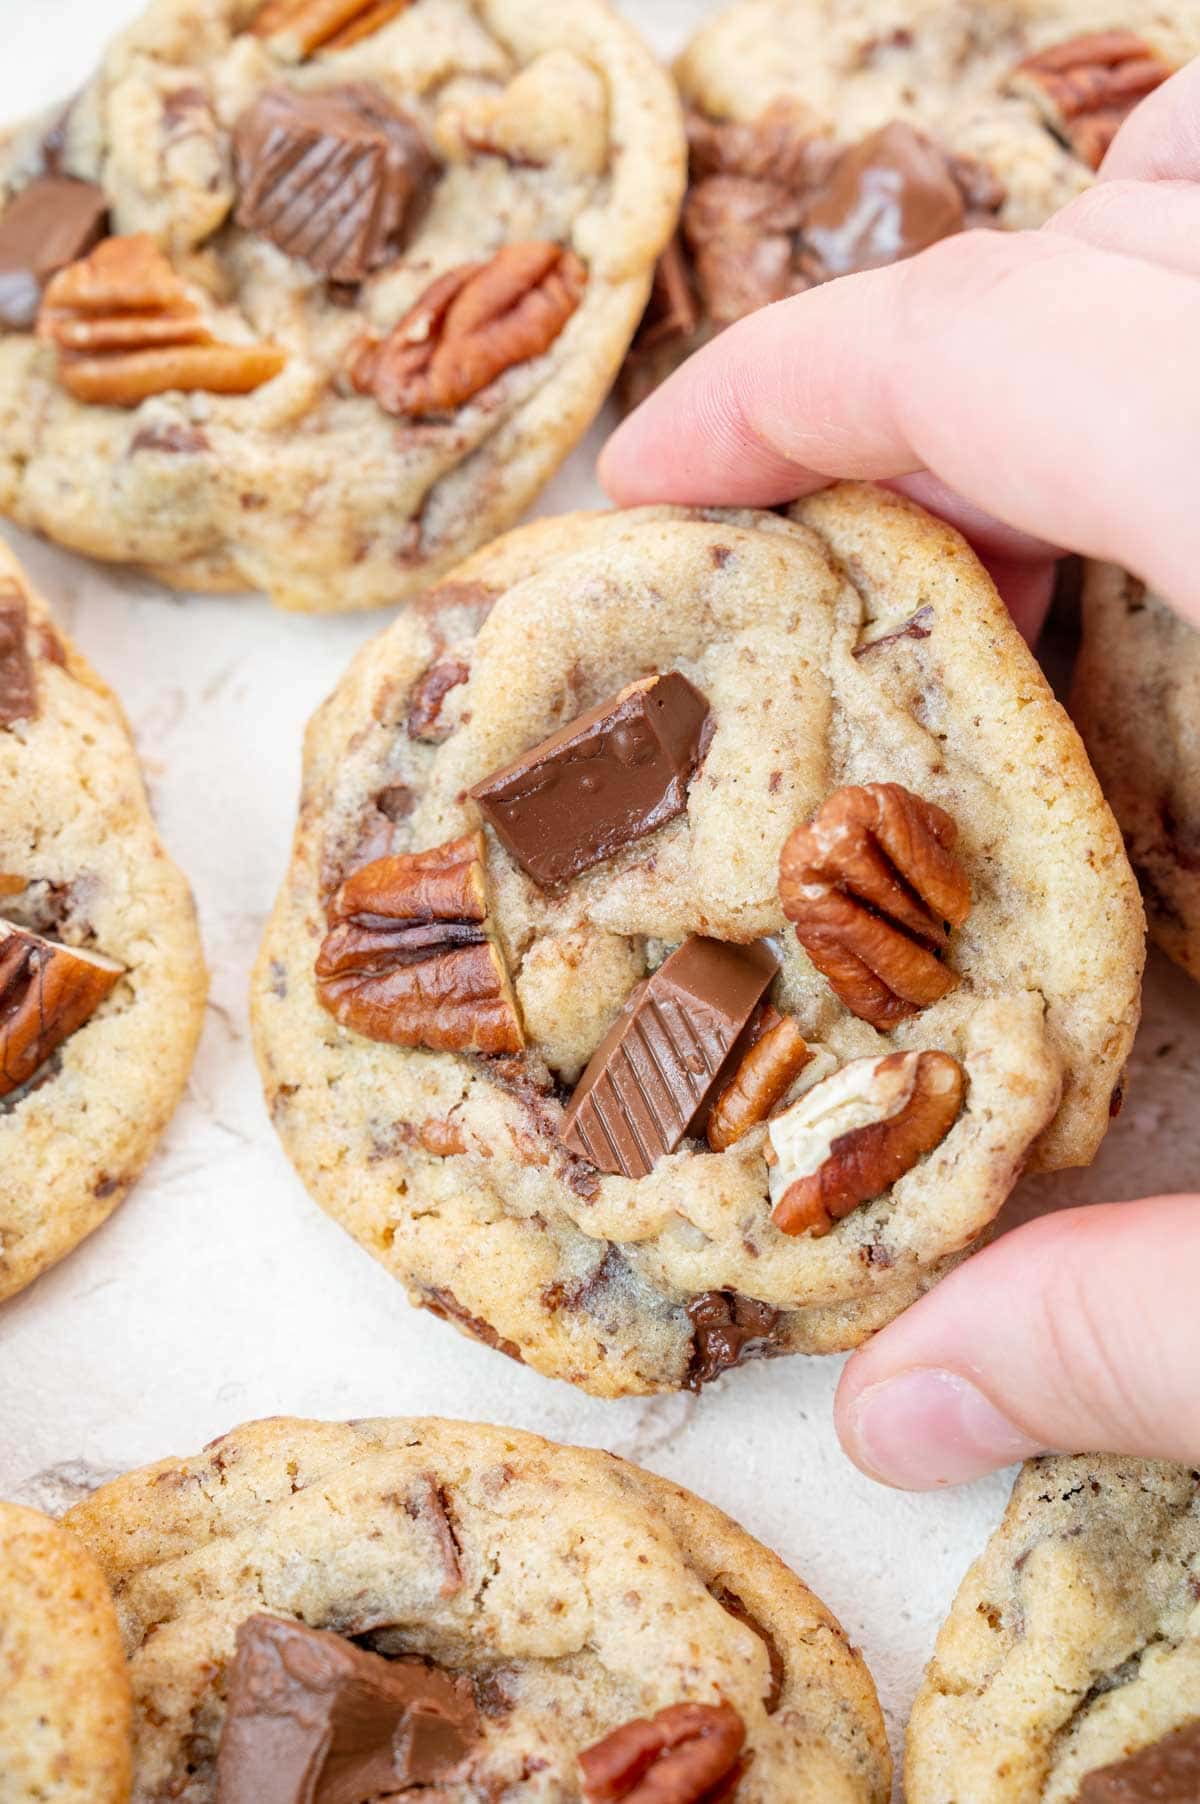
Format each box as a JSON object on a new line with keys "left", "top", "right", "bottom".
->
{"left": 420, "top": 1286, "right": 525, "bottom": 1363}
{"left": 710, "top": 1584, "right": 786, "bottom": 1711}
{"left": 801, "top": 122, "right": 965, "bottom": 281}
{"left": 687, "top": 1290, "right": 782, "bottom": 1388}
{"left": 215, "top": 1614, "right": 478, "bottom": 1804}
{"left": 560, "top": 936, "right": 778, "bottom": 1179}
{"left": 1078, "top": 1720, "right": 1200, "bottom": 1803}
{"left": 233, "top": 85, "right": 433, "bottom": 283}
{"left": 0, "top": 176, "right": 109, "bottom": 330}
{"left": 0, "top": 585, "right": 36, "bottom": 725}
{"left": 471, "top": 672, "right": 712, "bottom": 889}
{"left": 407, "top": 655, "right": 469, "bottom": 742}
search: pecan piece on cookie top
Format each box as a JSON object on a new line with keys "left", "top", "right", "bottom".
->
{"left": 251, "top": 0, "right": 411, "bottom": 56}
{"left": 0, "top": 922, "right": 124, "bottom": 1099}
{"left": 1010, "top": 31, "right": 1173, "bottom": 170}
{"left": 579, "top": 1701, "right": 746, "bottom": 1804}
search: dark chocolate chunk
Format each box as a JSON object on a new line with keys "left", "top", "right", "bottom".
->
{"left": 801, "top": 122, "right": 965, "bottom": 281}
{"left": 471, "top": 672, "right": 713, "bottom": 889}
{"left": 233, "top": 85, "right": 433, "bottom": 283}
{"left": 1078, "top": 1720, "right": 1200, "bottom": 1803}
{"left": 0, "top": 585, "right": 36, "bottom": 725}
{"left": 215, "top": 1614, "right": 478, "bottom": 1804}
{"left": 0, "top": 175, "right": 109, "bottom": 331}
{"left": 560, "top": 936, "right": 778, "bottom": 1179}
{"left": 687, "top": 1290, "right": 782, "bottom": 1389}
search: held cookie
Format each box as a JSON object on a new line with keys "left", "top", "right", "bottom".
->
{"left": 0, "top": 542, "right": 206, "bottom": 1300}
{"left": 0, "top": 1501, "right": 132, "bottom": 1803}
{"left": 0, "top": 1, "right": 683, "bottom": 613}
{"left": 622, "top": 0, "right": 1197, "bottom": 404}
{"left": 63, "top": 1414, "right": 892, "bottom": 1803}
{"left": 906, "top": 1455, "right": 1200, "bottom": 1803}
{"left": 1072, "top": 567, "right": 1200, "bottom": 982}
{"left": 252, "top": 484, "right": 1143, "bottom": 1396}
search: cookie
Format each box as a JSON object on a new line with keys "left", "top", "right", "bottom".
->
{"left": 1072, "top": 566, "right": 1200, "bottom": 982}
{"left": 622, "top": 0, "right": 1197, "bottom": 405}
{"left": 906, "top": 1454, "right": 1200, "bottom": 1803}
{"left": 63, "top": 1414, "right": 892, "bottom": 1803}
{"left": 251, "top": 483, "right": 1143, "bottom": 1395}
{"left": 0, "top": 540, "right": 206, "bottom": 1300}
{"left": 0, "top": 1500, "right": 132, "bottom": 1803}
{"left": 0, "top": 0, "right": 684, "bottom": 613}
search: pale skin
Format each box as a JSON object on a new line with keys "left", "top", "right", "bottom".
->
{"left": 601, "top": 60, "right": 1200, "bottom": 1490}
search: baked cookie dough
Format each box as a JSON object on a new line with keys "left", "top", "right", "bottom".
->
{"left": 1072, "top": 567, "right": 1200, "bottom": 982}
{"left": 0, "top": 0, "right": 683, "bottom": 613}
{"left": 0, "top": 540, "right": 206, "bottom": 1300}
{"left": 906, "top": 1454, "right": 1200, "bottom": 1803}
{"left": 622, "top": 0, "right": 1198, "bottom": 404}
{"left": 252, "top": 483, "right": 1143, "bottom": 1395}
{"left": 63, "top": 1414, "right": 891, "bottom": 1803}
{"left": 0, "top": 1500, "right": 132, "bottom": 1803}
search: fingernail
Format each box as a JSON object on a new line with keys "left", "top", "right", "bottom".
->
{"left": 845, "top": 1368, "right": 1042, "bottom": 1490}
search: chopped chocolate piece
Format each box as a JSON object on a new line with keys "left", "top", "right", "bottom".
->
{"left": 215, "top": 1614, "right": 478, "bottom": 1804}
{"left": 0, "top": 176, "right": 108, "bottom": 331}
{"left": 420, "top": 1286, "right": 525, "bottom": 1362}
{"left": 1078, "top": 1719, "right": 1200, "bottom": 1803}
{"left": 0, "top": 585, "right": 36, "bottom": 725}
{"left": 710, "top": 1584, "right": 786, "bottom": 1712}
{"left": 801, "top": 122, "right": 965, "bottom": 281}
{"left": 560, "top": 937, "right": 778, "bottom": 1179}
{"left": 407, "top": 655, "right": 469, "bottom": 742}
{"left": 687, "top": 1291, "right": 782, "bottom": 1389}
{"left": 234, "top": 86, "right": 433, "bottom": 283}
{"left": 471, "top": 672, "right": 712, "bottom": 889}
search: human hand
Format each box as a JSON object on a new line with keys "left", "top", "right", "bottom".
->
{"left": 601, "top": 60, "right": 1200, "bottom": 1487}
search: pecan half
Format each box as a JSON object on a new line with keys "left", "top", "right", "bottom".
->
{"left": 0, "top": 583, "right": 36, "bottom": 726}
{"left": 579, "top": 1702, "right": 746, "bottom": 1804}
{"left": 0, "top": 923, "right": 123, "bottom": 1098}
{"left": 1011, "top": 32, "right": 1171, "bottom": 169}
{"left": 706, "top": 1006, "right": 812, "bottom": 1152}
{"left": 779, "top": 782, "right": 971, "bottom": 1028}
{"left": 252, "top": 0, "right": 410, "bottom": 54}
{"left": 350, "top": 241, "right": 587, "bottom": 418}
{"left": 768, "top": 1049, "right": 965, "bottom": 1237}
{"left": 38, "top": 235, "right": 284, "bottom": 406}
{"left": 315, "top": 830, "right": 524, "bottom": 1054}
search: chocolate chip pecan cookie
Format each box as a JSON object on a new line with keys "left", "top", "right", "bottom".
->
{"left": 0, "top": 1500, "right": 132, "bottom": 1803}
{"left": 906, "top": 1455, "right": 1200, "bottom": 1804}
{"left": 251, "top": 483, "right": 1143, "bottom": 1395}
{"left": 1072, "top": 568, "right": 1200, "bottom": 983}
{"left": 0, "top": 541, "right": 206, "bottom": 1300}
{"left": 0, "top": 0, "right": 683, "bottom": 613}
{"left": 63, "top": 1414, "right": 892, "bottom": 1803}
{"left": 622, "top": 0, "right": 1196, "bottom": 404}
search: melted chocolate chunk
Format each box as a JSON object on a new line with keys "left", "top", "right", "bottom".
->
{"left": 234, "top": 85, "right": 433, "bottom": 283}
{"left": 560, "top": 937, "right": 778, "bottom": 1180}
{"left": 471, "top": 672, "right": 712, "bottom": 889}
{"left": 1078, "top": 1720, "right": 1200, "bottom": 1803}
{"left": 0, "top": 175, "right": 108, "bottom": 330}
{"left": 687, "top": 1290, "right": 782, "bottom": 1388}
{"left": 0, "top": 585, "right": 36, "bottom": 725}
{"left": 215, "top": 1614, "right": 478, "bottom": 1804}
{"left": 801, "top": 122, "right": 965, "bottom": 280}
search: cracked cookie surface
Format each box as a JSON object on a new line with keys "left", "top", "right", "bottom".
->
{"left": 0, "top": 0, "right": 683, "bottom": 612}
{"left": 251, "top": 484, "right": 1142, "bottom": 1395}
{"left": 906, "top": 1454, "right": 1200, "bottom": 1803}
{"left": 63, "top": 1414, "right": 892, "bottom": 1803}
{"left": 0, "top": 1500, "right": 132, "bottom": 1804}
{"left": 0, "top": 539, "right": 206, "bottom": 1300}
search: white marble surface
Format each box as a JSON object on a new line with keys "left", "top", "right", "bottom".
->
{"left": 0, "top": 2, "right": 1197, "bottom": 1791}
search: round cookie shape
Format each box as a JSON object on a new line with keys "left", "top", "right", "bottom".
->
{"left": 0, "top": 1500, "right": 132, "bottom": 1803}
{"left": 906, "top": 1455, "right": 1200, "bottom": 1804}
{"left": 0, "top": 540, "right": 206, "bottom": 1300}
{"left": 0, "top": 0, "right": 684, "bottom": 613}
{"left": 1072, "top": 566, "right": 1200, "bottom": 981}
{"left": 63, "top": 1414, "right": 891, "bottom": 1804}
{"left": 252, "top": 484, "right": 1143, "bottom": 1395}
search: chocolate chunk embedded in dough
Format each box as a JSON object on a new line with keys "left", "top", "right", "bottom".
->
{"left": 1077, "top": 1720, "right": 1200, "bottom": 1803}
{"left": 801, "top": 122, "right": 965, "bottom": 280}
{"left": 0, "top": 176, "right": 109, "bottom": 330}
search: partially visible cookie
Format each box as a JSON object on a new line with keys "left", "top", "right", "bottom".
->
{"left": 0, "top": 1500, "right": 132, "bottom": 1803}
{"left": 906, "top": 1454, "right": 1200, "bottom": 1803}
{"left": 1072, "top": 565, "right": 1200, "bottom": 982}
{"left": 64, "top": 1414, "right": 892, "bottom": 1803}
{"left": 0, "top": 540, "right": 206, "bottom": 1299}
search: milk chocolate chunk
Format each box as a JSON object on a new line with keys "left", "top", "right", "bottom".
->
{"left": 0, "top": 176, "right": 109, "bottom": 330}
{"left": 560, "top": 936, "right": 778, "bottom": 1179}
{"left": 471, "top": 673, "right": 712, "bottom": 888}
{"left": 802, "top": 122, "right": 965, "bottom": 281}
{"left": 215, "top": 1614, "right": 478, "bottom": 1804}
{"left": 234, "top": 86, "right": 433, "bottom": 283}
{"left": 1078, "top": 1720, "right": 1200, "bottom": 1803}
{"left": 0, "top": 585, "right": 36, "bottom": 725}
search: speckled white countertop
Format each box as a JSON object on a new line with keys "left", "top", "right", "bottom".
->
{"left": 1, "top": 2, "right": 1197, "bottom": 1792}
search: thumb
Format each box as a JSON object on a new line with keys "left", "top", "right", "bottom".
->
{"left": 834, "top": 1196, "right": 1200, "bottom": 1490}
